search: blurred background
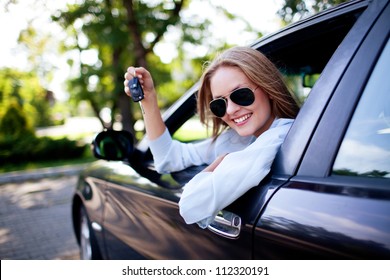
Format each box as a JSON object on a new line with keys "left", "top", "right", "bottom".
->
{"left": 0, "top": 0, "right": 345, "bottom": 173}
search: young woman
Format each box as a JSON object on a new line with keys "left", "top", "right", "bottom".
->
{"left": 124, "top": 46, "right": 299, "bottom": 228}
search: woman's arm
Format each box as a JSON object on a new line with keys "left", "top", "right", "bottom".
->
{"left": 202, "top": 153, "right": 228, "bottom": 172}
{"left": 124, "top": 66, "right": 165, "bottom": 140}
{"left": 124, "top": 67, "right": 222, "bottom": 174}
{"left": 178, "top": 119, "right": 294, "bottom": 227}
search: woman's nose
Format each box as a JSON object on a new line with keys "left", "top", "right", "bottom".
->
{"left": 225, "top": 98, "right": 240, "bottom": 115}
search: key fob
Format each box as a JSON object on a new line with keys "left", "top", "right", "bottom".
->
{"left": 128, "top": 77, "right": 144, "bottom": 102}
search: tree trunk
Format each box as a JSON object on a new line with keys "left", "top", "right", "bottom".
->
{"left": 118, "top": 92, "right": 134, "bottom": 134}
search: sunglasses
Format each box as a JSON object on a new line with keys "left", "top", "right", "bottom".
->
{"left": 209, "top": 87, "right": 258, "bottom": 118}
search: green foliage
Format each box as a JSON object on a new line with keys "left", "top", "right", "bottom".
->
{"left": 0, "top": 95, "right": 87, "bottom": 166}
{"left": 0, "top": 133, "right": 87, "bottom": 165}
{"left": 333, "top": 168, "right": 389, "bottom": 178}
{"left": 0, "top": 101, "right": 34, "bottom": 137}
{"left": 51, "top": 0, "right": 239, "bottom": 135}
{"left": 0, "top": 68, "right": 55, "bottom": 128}
{"left": 278, "top": 0, "right": 348, "bottom": 23}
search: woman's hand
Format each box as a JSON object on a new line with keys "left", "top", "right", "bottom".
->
{"left": 124, "top": 66, "right": 156, "bottom": 103}
{"left": 123, "top": 66, "right": 166, "bottom": 140}
{"left": 203, "top": 154, "right": 228, "bottom": 172}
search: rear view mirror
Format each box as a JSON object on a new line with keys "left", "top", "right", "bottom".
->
{"left": 92, "top": 130, "right": 134, "bottom": 161}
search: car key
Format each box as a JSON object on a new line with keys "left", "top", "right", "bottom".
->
{"left": 129, "top": 76, "right": 144, "bottom": 102}
{"left": 128, "top": 70, "right": 145, "bottom": 113}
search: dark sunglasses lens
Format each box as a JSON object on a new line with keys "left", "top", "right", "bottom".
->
{"left": 210, "top": 99, "right": 226, "bottom": 117}
{"left": 230, "top": 88, "right": 255, "bottom": 106}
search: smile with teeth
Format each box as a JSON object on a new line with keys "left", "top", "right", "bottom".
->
{"left": 233, "top": 113, "right": 252, "bottom": 124}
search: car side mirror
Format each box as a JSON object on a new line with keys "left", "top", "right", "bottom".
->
{"left": 92, "top": 130, "right": 134, "bottom": 161}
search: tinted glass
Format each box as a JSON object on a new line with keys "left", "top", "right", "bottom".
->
{"left": 333, "top": 39, "right": 390, "bottom": 178}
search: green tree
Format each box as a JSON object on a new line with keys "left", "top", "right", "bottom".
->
{"left": 51, "top": 0, "right": 215, "bottom": 135}
{"left": 0, "top": 68, "right": 52, "bottom": 128}
{"left": 278, "top": 0, "right": 348, "bottom": 24}
{"left": 3, "top": 0, "right": 259, "bottom": 139}
{"left": 0, "top": 101, "right": 34, "bottom": 138}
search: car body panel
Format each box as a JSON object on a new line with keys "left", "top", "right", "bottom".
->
{"left": 255, "top": 179, "right": 390, "bottom": 259}
{"left": 85, "top": 161, "right": 255, "bottom": 259}
{"left": 73, "top": 164, "right": 112, "bottom": 255}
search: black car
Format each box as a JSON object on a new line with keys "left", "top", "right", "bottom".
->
{"left": 72, "top": 0, "right": 390, "bottom": 259}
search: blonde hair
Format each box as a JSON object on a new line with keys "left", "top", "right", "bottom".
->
{"left": 197, "top": 46, "right": 299, "bottom": 138}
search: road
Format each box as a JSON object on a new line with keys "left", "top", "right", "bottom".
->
{"left": 0, "top": 117, "right": 100, "bottom": 260}
{"left": 0, "top": 176, "right": 80, "bottom": 260}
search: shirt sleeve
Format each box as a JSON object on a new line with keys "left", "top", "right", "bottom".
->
{"left": 149, "top": 128, "right": 215, "bottom": 173}
{"left": 149, "top": 128, "right": 254, "bottom": 174}
{"left": 178, "top": 119, "right": 293, "bottom": 227}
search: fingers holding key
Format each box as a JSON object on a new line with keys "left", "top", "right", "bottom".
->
{"left": 124, "top": 67, "right": 138, "bottom": 96}
{"left": 124, "top": 66, "right": 155, "bottom": 97}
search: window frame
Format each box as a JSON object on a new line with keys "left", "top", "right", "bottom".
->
{"left": 296, "top": 1, "right": 390, "bottom": 180}
{"left": 271, "top": 0, "right": 384, "bottom": 177}
{"left": 332, "top": 38, "right": 390, "bottom": 179}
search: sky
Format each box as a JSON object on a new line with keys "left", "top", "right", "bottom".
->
{"left": 0, "top": 0, "right": 283, "bottom": 100}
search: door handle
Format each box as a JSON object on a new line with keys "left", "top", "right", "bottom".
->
{"left": 207, "top": 210, "right": 241, "bottom": 239}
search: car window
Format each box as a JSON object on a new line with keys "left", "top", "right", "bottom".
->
{"left": 332, "top": 39, "right": 390, "bottom": 179}
{"left": 260, "top": 6, "right": 365, "bottom": 106}
{"left": 171, "top": 6, "right": 365, "bottom": 143}
{"left": 172, "top": 115, "right": 210, "bottom": 142}
{"left": 284, "top": 73, "right": 317, "bottom": 105}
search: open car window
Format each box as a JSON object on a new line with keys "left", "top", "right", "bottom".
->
{"left": 255, "top": 4, "right": 365, "bottom": 105}
{"left": 172, "top": 116, "right": 210, "bottom": 143}
{"left": 172, "top": 5, "right": 366, "bottom": 145}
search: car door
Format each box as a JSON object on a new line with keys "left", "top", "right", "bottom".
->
{"left": 100, "top": 160, "right": 256, "bottom": 259}
{"left": 253, "top": 1, "right": 390, "bottom": 259}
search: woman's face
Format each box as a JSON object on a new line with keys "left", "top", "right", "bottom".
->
{"left": 210, "top": 66, "right": 274, "bottom": 137}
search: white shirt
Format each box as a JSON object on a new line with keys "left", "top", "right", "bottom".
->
{"left": 149, "top": 118, "right": 294, "bottom": 227}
